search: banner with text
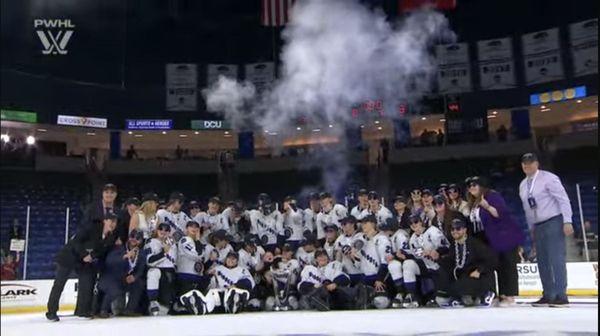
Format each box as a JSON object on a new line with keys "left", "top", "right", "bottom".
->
{"left": 126, "top": 119, "right": 173, "bottom": 130}
{"left": 244, "top": 62, "right": 275, "bottom": 93}
{"left": 1, "top": 279, "right": 78, "bottom": 313}
{"left": 166, "top": 63, "right": 197, "bottom": 111}
{"left": 569, "top": 19, "right": 598, "bottom": 77}
{"left": 206, "top": 64, "right": 238, "bottom": 87}
{"left": 436, "top": 43, "right": 472, "bottom": 94}
{"left": 191, "top": 120, "right": 232, "bottom": 130}
{"left": 57, "top": 115, "right": 107, "bottom": 128}
{"left": 518, "top": 262, "right": 598, "bottom": 296}
{"left": 522, "top": 28, "right": 564, "bottom": 85}
{"left": 477, "top": 37, "right": 517, "bottom": 90}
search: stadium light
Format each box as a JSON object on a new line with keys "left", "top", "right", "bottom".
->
{"left": 377, "top": 126, "right": 383, "bottom": 131}
{"left": 576, "top": 100, "right": 582, "bottom": 103}
{"left": 26, "top": 135, "right": 36, "bottom": 145}
{"left": 1, "top": 134, "right": 9, "bottom": 143}
{"left": 421, "top": 117, "right": 427, "bottom": 120}
{"left": 296, "top": 127, "right": 302, "bottom": 131}
{"left": 194, "top": 131, "right": 199, "bottom": 135}
{"left": 328, "top": 124, "right": 333, "bottom": 128}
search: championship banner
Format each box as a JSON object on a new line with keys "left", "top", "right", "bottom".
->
{"left": 436, "top": 43, "right": 472, "bottom": 94}
{"left": 206, "top": 64, "right": 238, "bottom": 87}
{"left": 166, "top": 63, "right": 197, "bottom": 111}
{"left": 518, "top": 262, "right": 598, "bottom": 296}
{"left": 569, "top": 19, "right": 598, "bottom": 77}
{"left": 477, "top": 37, "right": 517, "bottom": 90}
{"left": 521, "top": 28, "right": 564, "bottom": 85}
{"left": 245, "top": 62, "right": 275, "bottom": 93}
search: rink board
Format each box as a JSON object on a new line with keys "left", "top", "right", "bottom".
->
{"left": 1, "top": 262, "right": 597, "bottom": 314}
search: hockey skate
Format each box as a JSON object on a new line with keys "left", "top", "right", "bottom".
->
{"left": 149, "top": 300, "right": 160, "bottom": 316}
{"left": 402, "top": 294, "right": 419, "bottom": 308}
{"left": 224, "top": 287, "right": 250, "bottom": 314}
{"left": 480, "top": 291, "right": 496, "bottom": 307}
{"left": 354, "top": 283, "right": 368, "bottom": 310}
{"left": 391, "top": 293, "right": 404, "bottom": 308}
{"left": 180, "top": 290, "right": 200, "bottom": 315}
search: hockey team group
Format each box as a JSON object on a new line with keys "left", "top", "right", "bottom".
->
{"left": 45, "top": 182, "right": 510, "bottom": 321}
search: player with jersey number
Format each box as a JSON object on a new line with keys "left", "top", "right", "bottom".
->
{"left": 282, "top": 196, "right": 305, "bottom": 251}
{"left": 334, "top": 216, "right": 364, "bottom": 286}
{"left": 350, "top": 215, "right": 393, "bottom": 309}
{"left": 156, "top": 192, "right": 190, "bottom": 242}
{"left": 249, "top": 193, "right": 283, "bottom": 253}
{"left": 180, "top": 252, "right": 254, "bottom": 315}
{"left": 402, "top": 213, "right": 450, "bottom": 308}
{"left": 316, "top": 192, "right": 347, "bottom": 246}
{"left": 297, "top": 248, "right": 368, "bottom": 311}
{"left": 145, "top": 223, "right": 178, "bottom": 316}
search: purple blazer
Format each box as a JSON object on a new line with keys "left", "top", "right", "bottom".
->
{"left": 479, "top": 190, "right": 525, "bottom": 253}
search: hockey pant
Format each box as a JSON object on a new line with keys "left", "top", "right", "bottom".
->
{"left": 147, "top": 267, "right": 176, "bottom": 306}
{"left": 402, "top": 259, "right": 440, "bottom": 301}
{"left": 176, "top": 273, "right": 209, "bottom": 297}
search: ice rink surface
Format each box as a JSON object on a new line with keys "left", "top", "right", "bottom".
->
{"left": 2, "top": 302, "right": 598, "bottom": 336}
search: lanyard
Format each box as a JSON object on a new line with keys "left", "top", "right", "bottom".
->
{"left": 528, "top": 170, "right": 540, "bottom": 196}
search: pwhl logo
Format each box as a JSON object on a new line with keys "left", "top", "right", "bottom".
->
{"left": 34, "top": 19, "right": 75, "bottom": 55}
{"left": 1, "top": 284, "right": 38, "bottom": 301}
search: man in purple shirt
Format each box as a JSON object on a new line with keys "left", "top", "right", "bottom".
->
{"left": 519, "top": 153, "right": 573, "bottom": 308}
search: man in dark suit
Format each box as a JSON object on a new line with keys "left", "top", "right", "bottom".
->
{"left": 82, "top": 183, "right": 118, "bottom": 231}
{"left": 46, "top": 213, "right": 118, "bottom": 321}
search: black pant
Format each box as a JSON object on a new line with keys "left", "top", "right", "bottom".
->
{"left": 496, "top": 247, "right": 519, "bottom": 297}
{"left": 47, "top": 264, "right": 74, "bottom": 314}
{"left": 74, "top": 267, "right": 98, "bottom": 316}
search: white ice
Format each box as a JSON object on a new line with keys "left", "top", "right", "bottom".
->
{"left": 2, "top": 304, "right": 598, "bottom": 336}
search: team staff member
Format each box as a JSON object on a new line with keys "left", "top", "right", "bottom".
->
{"left": 82, "top": 183, "right": 118, "bottom": 230}
{"left": 467, "top": 176, "right": 524, "bottom": 307}
{"left": 519, "top": 153, "right": 573, "bottom": 307}
{"left": 46, "top": 213, "right": 118, "bottom": 321}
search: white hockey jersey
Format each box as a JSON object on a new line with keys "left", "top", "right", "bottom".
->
{"left": 238, "top": 246, "right": 266, "bottom": 272}
{"left": 295, "top": 247, "right": 315, "bottom": 268}
{"left": 334, "top": 233, "right": 363, "bottom": 275}
{"left": 389, "top": 229, "right": 411, "bottom": 254}
{"left": 272, "top": 258, "right": 301, "bottom": 285}
{"left": 283, "top": 208, "right": 305, "bottom": 242}
{"left": 156, "top": 209, "right": 191, "bottom": 233}
{"left": 145, "top": 237, "right": 178, "bottom": 269}
{"left": 315, "top": 204, "right": 347, "bottom": 240}
{"left": 408, "top": 226, "right": 449, "bottom": 270}
{"left": 303, "top": 208, "right": 318, "bottom": 234}
{"left": 249, "top": 209, "right": 283, "bottom": 246}
{"left": 368, "top": 205, "right": 393, "bottom": 226}
{"left": 211, "top": 265, "right": 255, "bottom": 289}
{"left": 355, "top": 232, "right": 392, "bottom": 277}
{"left": 213, "top": 244, "right": 234, "bottom": 265}
{"left": 350, "top": 204, "right": 369, "bottom": 221}
{"left": 298, "top": 261, "right": 347, "bottom": 288}
{"left": 176, "top": 236, "right": 211, "bottom": 276}
{"left": 323, "top": 240, "right": 337, "bottom": 260}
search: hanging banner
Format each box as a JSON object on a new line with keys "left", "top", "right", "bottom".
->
{"left": 569, "top": 19, "right": 598, "bottom": 77}
{"left": 126, "top": 119, "right": 173, "bottom": 130}
{"left": 166, "top": 63, "right": 197, "bottom": 111}
{"left": 244, "top": 62, "right": 275, "bottom": 93}
{"left": 436, "top": 43, "right": 472, "bottom": 94}
{"left": 477, "top": 37, "right": 517, "bottom": 90}
{"left": 207, "top": 64, "right": 238, "bottom": 87}
{"left": 522, "top": 28, "right": 564, "bottom": 85}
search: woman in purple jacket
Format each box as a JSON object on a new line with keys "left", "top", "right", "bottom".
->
{"left": 466, "top": 176, "right": 525, "bottom": 307}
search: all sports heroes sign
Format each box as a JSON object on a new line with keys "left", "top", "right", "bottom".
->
{"left": 126, "top": 119, "right": 173, "bottom": 130}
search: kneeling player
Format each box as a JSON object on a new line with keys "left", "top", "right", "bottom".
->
{"left": 351, "top": 215, "right": 393, "bottom": 309}
{"left": 265, "top": 244, "right": 301, "bottom": 311}
{"left": 402, "top": 214, "right": 449, "bottom": 308}
{"left": 382, "top": 218, "right": 411, "bottom": 308}
{"left": 180, "top": 252, "right": 254, "bottom": 315}
{"left": 297, "top": 249, "right": 367, "bottom": 311}
{"left": 145, "top": 223, "right": 178, "bottom": 316}
{"left": 436, "top": 219, "right": 497, "bottom": 307}
{"left": 176, "top": 221, "right": 213, "bottom": 304}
